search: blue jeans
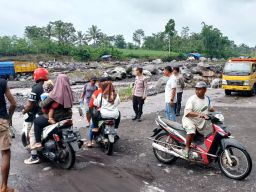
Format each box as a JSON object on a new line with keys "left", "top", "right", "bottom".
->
{"left": 87, "top": 120, "right": 95, "bottom": 141}
{"left": 165, "top": 103, "right": 176, "bottom": 121}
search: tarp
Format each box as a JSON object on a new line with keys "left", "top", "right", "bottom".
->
{"left": 188, "top": 53, "right": 201, "bottom": 59}
{"left": 101, "top": 55, "right": 112, "bottom": 59}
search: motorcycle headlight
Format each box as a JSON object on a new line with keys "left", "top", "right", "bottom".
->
{"left": 222, "top": 79, "right": 227, "bottom": 85}
{"left": 214, "top": 114, "right": 224, "bottom": 122}
{"left": 243, "top": 80, "right": 250, "bottom": 86}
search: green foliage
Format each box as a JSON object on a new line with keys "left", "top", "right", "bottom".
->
{"left": 118, "top": 86, "right": 133, "bottom": 101}
{"left": 0, "top": 19, "right": 254, "bottom": 61}
{"left": 114, "top": 35, "right": 126, "bottom": 49}
{"left": 133, "top": 29, "right": 145, "bottom": 47}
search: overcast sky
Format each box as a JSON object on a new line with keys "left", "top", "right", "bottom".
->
{"left": 0, "top": 0, "right": 255, "bottom": 46}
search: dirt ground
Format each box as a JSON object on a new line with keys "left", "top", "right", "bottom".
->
{"left": 3, "top": 89, "right": 256, "bottom": 192}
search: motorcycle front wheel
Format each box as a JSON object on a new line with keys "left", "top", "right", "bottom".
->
{"left": 218, "top": 146, "right": 252, "bottom": 180}
{"left": 153, "top": 133, "right": 178, "bottom": 164}
{"left": 58, "top": 143, "right": 76, "bottom": 169}
{"left": 102, "top": 141, "right": 114, "bottom": 156}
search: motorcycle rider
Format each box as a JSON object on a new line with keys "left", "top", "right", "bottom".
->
{"left": 182, "top": 81, "right": 215, "bottom": 158}
{"left": 30, "top": 74, "right": 73, "bottom": 150}
{"left": 23, "top": 67, "right": 49, "bottom": 164}
{"left": 92, "top": 81, "right": 121, "bottom": 132}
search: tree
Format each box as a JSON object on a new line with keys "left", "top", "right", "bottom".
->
{"left": 181, "top": 26, "right": 190, "bottom": 39}
{"left": 133, "top": 29, "right": 145, "bottom": 47}
{"left": 25, "top": 26, "right": 45, "bottom": 40}
{"left": 50, "top": 20, "right": 76, "bottom": 44}
{"left": 86, "top": 25, "right": 102, "bottom": 46}
{"left": 143, "top": 32, "right": 167, "bottom": 50}
{"left": 114, "top": 35, "right": 126, "bottom": 49}
{"left": 165, "top": 19, "right": 176, "bottom": 52}
{"left": 76, "top": 31, "right": 87, "bottom": 46}
{"left": 44, "top": 23, "right": 53, "bottom": 39}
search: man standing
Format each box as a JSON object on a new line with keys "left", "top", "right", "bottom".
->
{"left": 164, "top": 66, "right": 177, "bottom": 121}
{"left": 182, "top": 81, "right": 214, "bottom": 158}
{"left": 80, "top": 77, "right": 98, "bottom": 127}
{"left": 132, "top": 67, "right": 148, "bottom": 122}
{"left": 0, "top": 78, "right": 17, "bottom": 192}
{"left": 173, "top": 67, "right": 185, "bottom": 116}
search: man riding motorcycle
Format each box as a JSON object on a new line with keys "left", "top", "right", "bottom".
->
{"left": 182, "top": 81, "right": 215, "bottom": 158}
{"left": 22, "top": 67, "right": 49, "bottom": 164}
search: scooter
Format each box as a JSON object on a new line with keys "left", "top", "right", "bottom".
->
{"left": 150, "top": 113, "right": 252, "bottom": 180}
{"left": 94, "top": 119, "right": 119, "bottom": 155}
{"left": 22, "top": 114, "right": 83, "bottom": 169}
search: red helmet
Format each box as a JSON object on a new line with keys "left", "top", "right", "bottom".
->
{"left": 34, "top": 67, "right": 49, "bottom": 82}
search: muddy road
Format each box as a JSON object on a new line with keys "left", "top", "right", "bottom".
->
{"left": 5, "top": 89, "right": 256, "bottom": 192}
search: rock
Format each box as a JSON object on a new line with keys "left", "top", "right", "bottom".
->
{"left": 155, "top": 76, "right": 169, "bottom": 93}
{"left": 42, "top": 166, "right": 52, "bottom": 171}
{"left": 211, "top": 78, "right": 222, "bottom": 88}
{"left": 152, "top": 59, "right": 162, "bottom": 65}
{"left": 193, "top": 75, "right": 204, "bottom": 81}
{"left": 200, "top": 57, "right": 207, "bottom": 62}
{"left": 130, "top": 58, "right": 138, "bottom": 64}
{"left": 181, "top": 68, "right": 193, "bottom": 80}
{"left": 143, "top": 70, "right": 152, "bottom": 77}
{"left": 143, "top": 64, "right": 159, "bottom": 75}
{"left": 191, "top": 66, "right": 203, "bottom": 75}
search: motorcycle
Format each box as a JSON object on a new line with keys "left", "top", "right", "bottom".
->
{"left": 150, "top": 113, "right": 252, "bottom": 180}
{"left": 94, "top": 119, "right": 119, "bottom": 155}
{"left": 22, "top": 114, "right": 83, "bottom": 169}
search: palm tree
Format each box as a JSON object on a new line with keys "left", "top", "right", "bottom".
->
{"left": 76, "top": 31, "right": 86, "bottom": 46}
{"left": 86, "top": 25, "right": 102, "bottom": 46}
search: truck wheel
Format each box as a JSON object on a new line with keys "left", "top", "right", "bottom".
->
{"left": 249, "top": 85, "right": 256, "bottom": 96}
{"left": 225, "top": 90, "right": 231, "bottom": 96}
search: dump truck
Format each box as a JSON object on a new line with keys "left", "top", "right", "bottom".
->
{"left": 222, "top": 58, "right": 256, "bottom": 96}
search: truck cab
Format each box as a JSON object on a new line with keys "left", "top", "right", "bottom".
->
{"left": 222, "top": 58, "right": 256, "bottom": 96}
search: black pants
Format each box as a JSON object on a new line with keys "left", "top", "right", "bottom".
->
{"left": 133, "top": 96, "right": 144, "bottom": 118}
{"left": 175, "top": 92, "right": 183, "bottom": 115}
{"left": 34, "top": 115, "right": 50, "bottom": 143}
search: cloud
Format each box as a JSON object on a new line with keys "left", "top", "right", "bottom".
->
{"left": 0, "top": 0, "right": 255, "bottom": 46}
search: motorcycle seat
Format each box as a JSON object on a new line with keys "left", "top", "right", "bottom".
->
{"left": 161, "top": 118, "right": 185, "bottom": 131}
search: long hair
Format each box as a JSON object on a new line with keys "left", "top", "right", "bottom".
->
{"left": 101, "top": 82, "right": 117, "bottom": 104}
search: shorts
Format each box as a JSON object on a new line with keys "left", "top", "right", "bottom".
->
{"left": 84, "top": 101, "right": 90, "bottom": 113}
{"left": 0, "top": 119, "right": 11, "bottom": 151}
{"left": 184, "top": 121, "right": 212, "bottom": 136}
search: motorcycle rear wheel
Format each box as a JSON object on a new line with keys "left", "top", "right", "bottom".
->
{"left": 218, "top": 146, "right": 252, "bottom": 180}
{"left": 153, "top": 133, "right": 178, "bottom": 164}
{"left": 58, "top": 143, "right": 76, "bottom": 169}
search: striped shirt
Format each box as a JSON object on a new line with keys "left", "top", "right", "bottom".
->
{"left": 133, "top": 76, "right": 148, "bottom": 98}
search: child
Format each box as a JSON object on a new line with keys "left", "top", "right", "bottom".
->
{"left": 40, "top": 80, "right": 56, "bottom": 124}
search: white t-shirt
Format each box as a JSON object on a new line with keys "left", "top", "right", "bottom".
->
{"left": 93, "top": 93, "right": 120, "bottom": 119}
{"left": 182, "top": 95, "right": 211, "bottom": 134}
{"left": 165, "top": 75, "right": 177, "bottom": 103}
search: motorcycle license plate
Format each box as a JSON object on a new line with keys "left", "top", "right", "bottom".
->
{"left": 70, "top": 141, "right": 79, "bottom": 152}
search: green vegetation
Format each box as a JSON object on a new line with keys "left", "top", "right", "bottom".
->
{"left": 118, "top": 86, "right": 133, "bottom": 101}
{"left": 0, "top": 19, "right": 255, "bottom": 61}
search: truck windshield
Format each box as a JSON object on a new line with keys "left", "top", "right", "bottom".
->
{"left": 223, "top": 62, "right": 252, "bottom": 75}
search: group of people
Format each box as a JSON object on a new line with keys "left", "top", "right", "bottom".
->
{"left": 0, "top": 64, "right": 214, "bottom": 191}
{"left": 80, "top": 77, "right": 121, "bottom": 147}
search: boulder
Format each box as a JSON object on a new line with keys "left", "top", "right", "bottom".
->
{"left": 155, "top": 76, "right": 169, "bottom": 93}
{"left": 152, "top": 59, "right": 162, "bottom": 65}
{"left": 143, "top": 64, "right": 159, "bottom": 75}
{"left": 211, "top": 78, "right": 222, "bottom": 88}
{"left": 193, "top": 75, "right": 204, "bottom": 81}
{"left": 143, "top": 70, "right": 152, "bottom": 77}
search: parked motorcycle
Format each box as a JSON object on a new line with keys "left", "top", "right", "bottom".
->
{"left": 150, "top": 113, "right": 252, "bottom": 180}
{"left": 94, "top": 119, "right": 119, "bottom": 155}
{"left": 22, "top": 114, "right": 83, "bottom": 169}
